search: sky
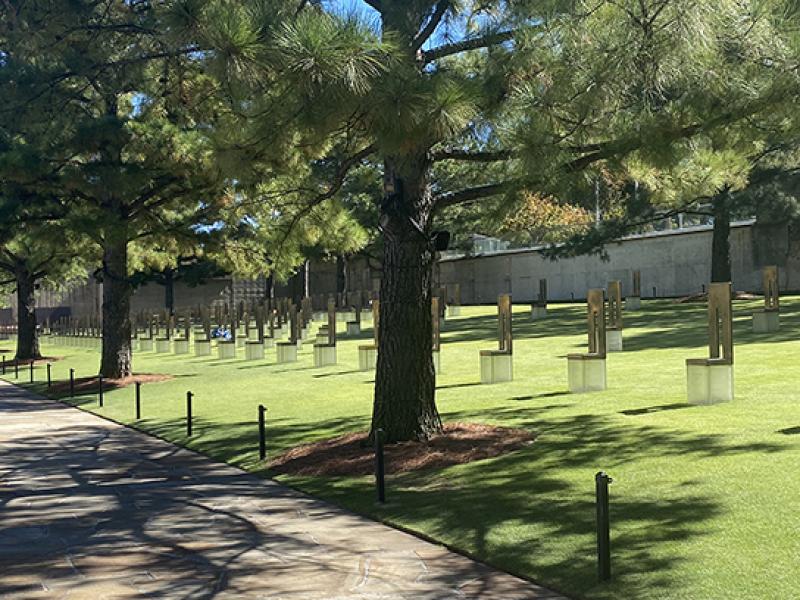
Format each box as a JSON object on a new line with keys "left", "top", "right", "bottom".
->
{"left": 322, "top": 0, "right": 379, "bottom": 19}
{"left": 321, "top": 0, "right": 471, "bottom": 50}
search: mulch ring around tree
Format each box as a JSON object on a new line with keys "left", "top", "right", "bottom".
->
{"left": 269, "top": 423, "right": 535, "bottom": 477}
{"left": 49, "top": 373, "right": 173, "bottom": 397}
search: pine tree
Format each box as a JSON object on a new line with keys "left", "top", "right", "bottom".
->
{"left": 0, "top": 1, "right": 227, "bottom": 377}
{"left": 175, "top": 0, "right": 800, "bottom": 440}
{"left": 0, "top": 217, "right": 90, "bottom": 361}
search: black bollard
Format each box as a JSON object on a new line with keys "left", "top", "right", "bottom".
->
{"left": 47, "top": 363, "right": 52, "bottom": 388}
{"left": 29, "top": 361, "right": 34, "bottom": 383}
{"left": 186, "top": 391, "right": 194, "bottom": 436}
{"left": 374, "top": 428, "right": 386, "bottom": 504}
{"left": 595, "top": 471, "right": 613, "bottom": 582}
{"left": 2, "top": 355, "right": 5, "bottom": 375}
{"left": 135, "top": 382, "right": 141, "bottom": 420}
{"left": 69, "top": 368, "right": 75, "bottom": 397}
{"left": 258, "top": 404, "right": 267, "bottom": 461}
{"left": 14, "top": 361, "right": 18, "bottom": 379}
{"left": 98, "top": 375, "right": 104, "bottom": 407}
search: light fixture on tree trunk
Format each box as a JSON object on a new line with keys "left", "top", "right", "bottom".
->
{"left": 432, "top": 230, "right": 450, "bottom": 252}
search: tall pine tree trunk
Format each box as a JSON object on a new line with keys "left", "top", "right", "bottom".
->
{"left": 264, "top": 272, "right": 275, "bottom": 311}
{"left": 164, "top": 268, "right": 175, "bottom": 315}
{"left": 100, "top": 232, "right": 132, "bottom": 378}
{"left": 336, "top": 255, "right": 346, "bottom": 300}
{"left": 289, "top": 269, "right": 303, "bottom": 306}
{"left": 711, "top": 190, "right": 732, "bottom": 283}
{"left": 15, "top": 266, "right": 41, "bottom": 361}
{"left": 370, "top": 155, "right": 442, "bottom": 442}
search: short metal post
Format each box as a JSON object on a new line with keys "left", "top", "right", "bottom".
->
{"left": 98, "top": 375, "right": 104, "bottom": 407}
{"left": 258, "top": 404, "right": 267, "bottom": 460}
{"left": 47, "top": 363, "right": 52, "bottom": 388}
{"left": 135, "top": 382, "right": 141, "bottom": 419}
{"left": 374, "top": 428, "right": 386, "bottom": 504}
{"left": 1, "top": 355, "right": 5, "bottom": 375}
{"left": 69, "top": 368, "right": 75, "bottom": 397}
{"left": 595, "top": 471, "right": 613, "bottom": 582}
{"left": 29, "top": 361, "right": 34, "bottom": 383}
{"left": 14, "top": 361, "right": 18, "bottom": 379}
{"left": 186, "top": 391, "right": 193, "bottom": 436}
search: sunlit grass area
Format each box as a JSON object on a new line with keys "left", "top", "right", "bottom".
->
{"left": 3, "top": 297, "right": 800, "bottom": 600}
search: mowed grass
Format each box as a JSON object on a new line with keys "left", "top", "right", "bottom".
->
{"left": 3, "top": 297, "right": 800, "bottom": 600}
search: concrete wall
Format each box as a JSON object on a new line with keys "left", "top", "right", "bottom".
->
{"left": 129, "top": 279, "right": 231, "bottom": 315}
{"left": 8, "top": 221, "right": 799, "bottom": 320}
{"left": 438, "top": 222, "right": 800, "bottom": 303}
{"left": 4, "top": 280, "right": 101, "bottom": 322}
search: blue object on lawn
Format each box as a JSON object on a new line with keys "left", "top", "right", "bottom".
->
{"left": 211, "top": 327, "right": 231, "bottom": 340}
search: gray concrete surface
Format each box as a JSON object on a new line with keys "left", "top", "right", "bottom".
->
{"left": 0, "top": 381, "right": 565, "bottom": 599}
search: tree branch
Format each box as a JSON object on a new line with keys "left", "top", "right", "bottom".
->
{"left": 277, "top": 143, "right": 377, "bottom": 244}
{"left": 562, "top": 119, "right": 726, "bottom": 173}
{"left": 362, "top": 0, "right": 383, "bottom": 12}
{"left": 413, "top": 1, "right": 451, "bottom": 52}
{"left": 434, "top": 181, "right": 512, "bottom": 210}
{"left": 431, "top": 148, "right": 512, "bottom": 162}
{"left": 422, "top": 30, "right": 515, "bottom": 63}
{"left": 127, "top": 175, "right": 182, "bottom": 217}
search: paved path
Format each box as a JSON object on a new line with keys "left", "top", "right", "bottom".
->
{"left": 0, "top": 382, "right": 566, "bottom": 599}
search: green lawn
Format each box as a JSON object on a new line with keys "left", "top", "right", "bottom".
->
{"left": 3, "top": 298, "right": 800, "bottom": 600}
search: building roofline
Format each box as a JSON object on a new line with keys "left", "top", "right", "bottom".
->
{"left": 439, "top": 219, "right": 756, "bottom": 263}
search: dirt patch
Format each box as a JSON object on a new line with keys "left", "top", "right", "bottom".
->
{"left": 49, "top": 373, "right": 173, "bottom": 396}
{"left": 675, "top": 291, "right": 759, "bottom": 303}
{"left": 269, "top": 423, "right": 534, "bottom": 477}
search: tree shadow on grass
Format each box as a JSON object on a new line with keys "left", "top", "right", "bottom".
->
{"left": 617, "top": 299, "right": 800, "bottom": 352}
{"left": 268, "top": 365, "right": 322, "bottom": 374}
{"left": 7, "top": 372, "right": 800, "bottom": 600}
{"left": 354, "top": 403, "right": 787, "bottom": 599}
{"left": 235, "top": 362, "right": 280, "bottom": 370}
{"left": 510, "top": 392, "right": 571, "bottom": 402}
{"left": 444, "top": 405, "right": 784, "bottom": 468}
{"left": 372, "top": 452, "right": 720, "bottom": 600}
{"left": 128, "top": 398, "right": 790, "bottom": 599}
{"left": 441, "top": 299, "right": 800, "bottom": 357}
{"left": 776, "top": 426, "right": 800, "bottom": 435}
{"left": 619, "top": 403, "right": 695, "bottom": 416}
{"left": 138, "top": 414, "right": 369, "bottom": 471}
{"left": 441, "top": 308, "right": 588, "bottom": 345}
{"left": 436, "top": 382, "right": 482, "bottom": 390}
{"left": 312, "top": 369, "right": 366, "bottom": 378}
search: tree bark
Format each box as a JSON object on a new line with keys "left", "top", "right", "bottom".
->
{"left": 711, "top": 190, "right": 732, "bottom": 283}
{"left": 100, "top": 232, "right": 133, "bottom": 378}
{"left": 264, "top": 272, "right": 275, "bottom": 312}
{"left": 336, "top": 255, "right": 346, "bottom": 300}
{"left": 164, "top": 268, "right": 175, "bottom": 315}
{"left": 289, "top": 269, "right": 303, "bottom": 306}
{"left": 15, "top": 267, "right": 41, "bottom": 361}
{"left": 370, "top": 155, "right": 442, "bottom": 442}
{"left": 304, "top": 259, "right": 310, "bottom": 299}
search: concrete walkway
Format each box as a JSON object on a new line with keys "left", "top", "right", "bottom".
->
{"left": 0, "top": 381, "right": 566, "bottom": 599}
